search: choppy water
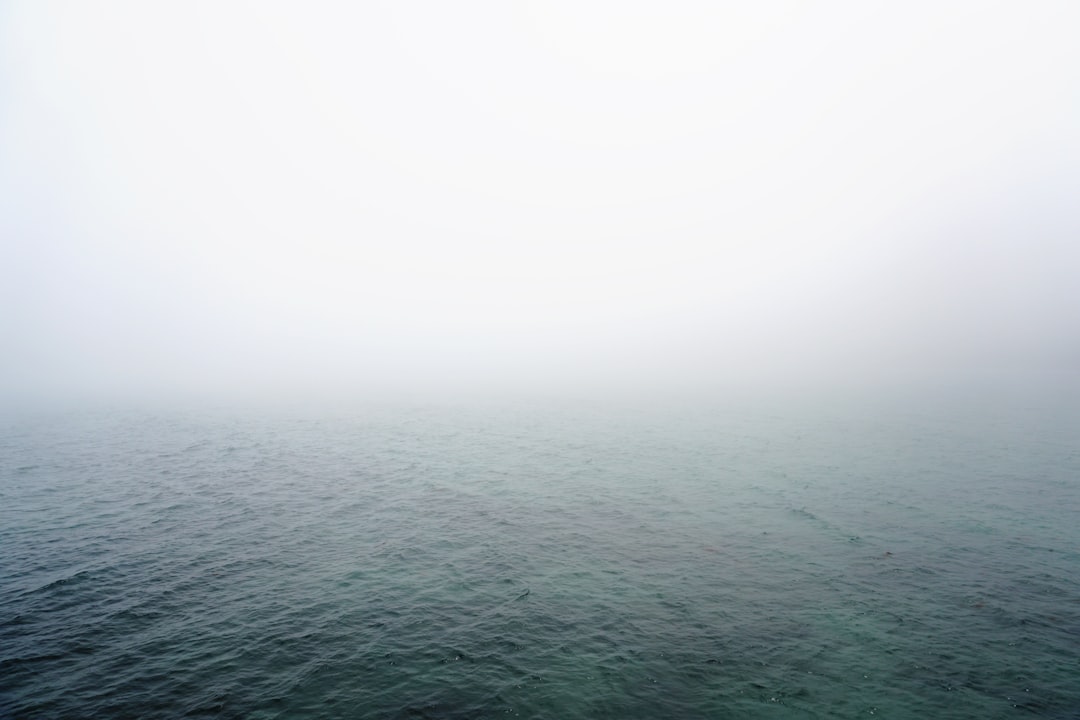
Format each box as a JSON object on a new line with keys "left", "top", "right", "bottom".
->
{"left": 2, "top": 396, "right": 1078, "bottom": 718}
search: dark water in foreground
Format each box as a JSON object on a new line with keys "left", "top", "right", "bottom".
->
{"left": 2, "top": 397, "right": 1078, "bottom": 719}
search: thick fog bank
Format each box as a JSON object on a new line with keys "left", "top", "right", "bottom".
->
{"left": 2, "top": 2, "right": 1077, "bottom": 412}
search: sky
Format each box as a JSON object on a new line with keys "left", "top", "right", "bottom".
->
{"left": 1, "top": 1, "right": 1078, "bottom": 403}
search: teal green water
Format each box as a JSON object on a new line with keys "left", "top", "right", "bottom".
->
{"left": 2, "top": 397, "right": 1078, "bottom": 718}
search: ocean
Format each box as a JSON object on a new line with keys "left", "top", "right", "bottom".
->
{"left": 2, "top": 394, "right": 1078, "bottom": 718}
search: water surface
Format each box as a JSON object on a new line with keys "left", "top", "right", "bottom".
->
{"left": 2, "top": 397, "right": 1078, "bottom": 718}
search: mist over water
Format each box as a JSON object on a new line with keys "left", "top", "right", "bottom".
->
{"left": 2, "top": 1, "right": 1079, "bottom": 404}
{"left": 2, "top": 2, "right": 1080, "bottom": 717}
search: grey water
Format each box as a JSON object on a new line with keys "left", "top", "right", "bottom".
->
{"left": 2, "top": 394, "right": 1079, "bottom": 719}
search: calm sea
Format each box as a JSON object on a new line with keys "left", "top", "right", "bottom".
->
{"left": 2, "top": 394, "right": 1078, "bottom": 718}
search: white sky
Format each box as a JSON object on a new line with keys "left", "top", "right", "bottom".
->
{"left": 2, "top": 1, "right": 1078, "bottom": 401}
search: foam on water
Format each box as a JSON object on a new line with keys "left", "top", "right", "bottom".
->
{"left": 2, "top": 398, "right": 1078, "bottom": 718}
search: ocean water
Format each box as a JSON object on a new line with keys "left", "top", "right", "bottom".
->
{"left": 2, "top": 395, "right": 1078, "bottom": 719}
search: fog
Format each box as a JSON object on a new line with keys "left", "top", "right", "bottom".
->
{"left": 2, "top": 1, "right": 1078, "bottom": 406}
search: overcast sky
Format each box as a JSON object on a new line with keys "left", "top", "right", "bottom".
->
{"left": 2, "top": 1, "right": 1078, "bottom": 402}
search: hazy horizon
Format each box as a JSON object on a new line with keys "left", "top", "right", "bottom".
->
{"left": 3, "top": 1, "right": 1078, "bottom": 406}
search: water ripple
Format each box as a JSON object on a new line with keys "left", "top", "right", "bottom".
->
{"left": 2, "top": 402, "right": 1078, "bottom": 718}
